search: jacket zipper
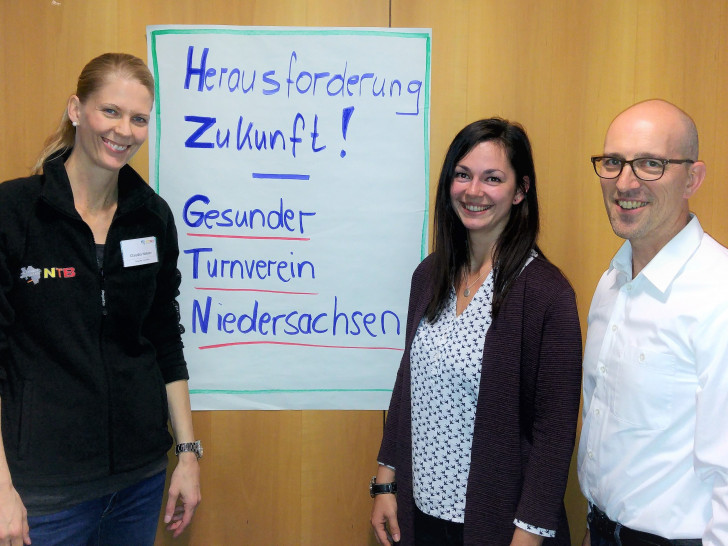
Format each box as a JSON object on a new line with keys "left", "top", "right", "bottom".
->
{"left": 97, "top": 238, "right": 115, "bottom": 473}
{"left": 99, "top": 267, "right": 108, "bottom": 316}
{"left": 96, "top": 242, "right": 113, "bottom": 473}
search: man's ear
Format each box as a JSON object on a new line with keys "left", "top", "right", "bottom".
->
{"left": 684, "top": 161, "right": 706, "bottom": 199}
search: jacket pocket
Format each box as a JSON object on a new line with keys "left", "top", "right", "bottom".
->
{"left": 157, "top": 369, "right": 169, "bottom": 428}
{"left": 18, "top": 379, "right": 33, "bottom": 460}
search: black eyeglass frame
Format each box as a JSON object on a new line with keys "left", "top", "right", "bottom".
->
{"left": 590, "top": 156, "right": 695, "bottom": 181}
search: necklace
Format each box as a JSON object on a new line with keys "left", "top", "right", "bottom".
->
{"left": 462, "top": 266, "right": 490, "bottom": 297}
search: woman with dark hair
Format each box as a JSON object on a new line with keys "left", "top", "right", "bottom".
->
{"left": 0, "top": 53, "right": 200, "bottom": 545}
{"left": 370, "top": 119, "right": 582, "bottom": 545}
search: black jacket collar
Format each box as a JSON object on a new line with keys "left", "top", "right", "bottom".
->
{"left": 40, "top": 148, "right": 153, "bottom": 218}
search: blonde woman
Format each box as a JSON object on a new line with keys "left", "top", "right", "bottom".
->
{"left": 0, "top": 53, "right": 200, "bottom": 545}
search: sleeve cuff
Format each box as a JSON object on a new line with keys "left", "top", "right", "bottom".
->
{"left": 160, "top": 361, "right": 190, "bottom": 384}
{"left": 514, "top": 519, "right": 556, "bottom": 538}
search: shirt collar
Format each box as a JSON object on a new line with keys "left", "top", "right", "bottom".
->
{"left": 609, "top": 214, "right": 703, "bottom": 293}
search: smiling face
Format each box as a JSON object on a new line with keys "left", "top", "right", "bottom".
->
{"left": 600, "top": 100, "right": 704, "bottom": 255}
{"left": 449, "top": 140, "right": 525, "bottom": 245}
{"left": 68, "top": 75, "right": 153, "bottom": 174}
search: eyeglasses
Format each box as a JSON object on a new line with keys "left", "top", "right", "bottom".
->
{"left": 591, "top": 156, "right": 694, "bottom": 182}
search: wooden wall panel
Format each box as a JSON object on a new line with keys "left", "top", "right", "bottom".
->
{"left": 393, "top": 1, "right": 728, "bottom": 543}
{"left": 2, "top": 1, "right": 728, "bottom": 545}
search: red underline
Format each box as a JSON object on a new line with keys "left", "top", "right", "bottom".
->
{"left": 199, "top": 340, "right": 404, "bottom": 351}
{"left": 186, "top": 233, "right": 309, "bottom": 241}
{"left": 195, "top": 287, "right": 317, "bottom": 295}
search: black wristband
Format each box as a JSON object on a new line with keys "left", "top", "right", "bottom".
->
{"left": 370, "top": 476, "right": 397, "bottom": 498}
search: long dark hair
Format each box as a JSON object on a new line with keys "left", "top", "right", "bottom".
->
{"left": 425, "top": 118, "right": 541, "bottom": 321}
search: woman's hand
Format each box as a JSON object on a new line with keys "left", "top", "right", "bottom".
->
{"left": 163, "top": 380, "right": 201, "bottom": 537}
{"left": 0, "top": 482, "right": 30, "bottom": 546}
{"left": 371, "top": 493, "right": 399, "bottom": 545}
{"left": 163, "top": 453, "right": 201, "bottom": 538}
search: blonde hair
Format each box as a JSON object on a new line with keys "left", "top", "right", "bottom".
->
{"left": 32, "top": 53, "right": 154, "bottom": 174}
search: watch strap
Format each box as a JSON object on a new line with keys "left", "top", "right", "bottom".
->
{"left": 175, "top": 440, "right": 203, "bottom": 460}
{"left": 370, "top": 476, "right": 397, "bottom": 498}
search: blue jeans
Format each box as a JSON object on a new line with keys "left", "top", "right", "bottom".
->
{"left": 27, "top": 471, "right": 166, "bottom": 546}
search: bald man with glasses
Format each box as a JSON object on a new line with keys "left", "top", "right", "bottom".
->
{"left": 578, "top": 99, "right": 728, "bottom": 546}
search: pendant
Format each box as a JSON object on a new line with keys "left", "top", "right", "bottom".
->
{"left": 464, "top": 288, "right": 471, "bottom": 297}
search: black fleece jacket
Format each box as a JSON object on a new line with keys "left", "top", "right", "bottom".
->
{"left": 0, "top": 151, "right": 189, "bottom": 488}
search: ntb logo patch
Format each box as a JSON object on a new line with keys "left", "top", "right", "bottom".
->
{"left": 20, "top": 265, "right": 76, "bottom": 285}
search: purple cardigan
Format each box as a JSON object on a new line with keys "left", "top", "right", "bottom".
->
{"left": 378, "top": 254, "right": 582, "bottom": 545}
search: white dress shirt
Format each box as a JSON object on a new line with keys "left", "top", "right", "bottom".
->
{"left": 578, "top": 215, "right": 728, "bottom": 544}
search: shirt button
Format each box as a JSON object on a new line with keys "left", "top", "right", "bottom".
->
{"left": 594, "top": 409, "right": 600, "bottom": 416}
{"left": 588, "top": 450, "right": 594, "bottom": 459}
{"left": 611, "top": 324, "right": 617, "bottom": 332}
{"left": 639, "top": 353, "right": 645, "bottom": 362}
{"left": 600, "top": 365, "right": 606, "bottom": 374}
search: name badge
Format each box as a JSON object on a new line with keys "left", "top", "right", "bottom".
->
{"left": 120, "top": 237, "right": 159, "bottom": 267}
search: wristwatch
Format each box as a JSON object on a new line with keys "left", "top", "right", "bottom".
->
{"left": 370, "top": 476, "right": 397, "bottom": 498}
{"left": 175, "top": 440, "right": 203, "bottom": 460}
